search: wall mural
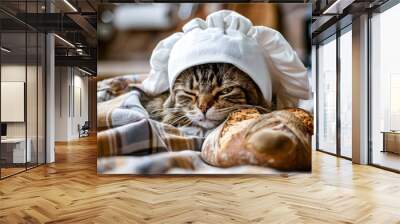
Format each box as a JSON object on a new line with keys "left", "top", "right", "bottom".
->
{"left": 96, "top": 3, "right": 313, "bottom": 175}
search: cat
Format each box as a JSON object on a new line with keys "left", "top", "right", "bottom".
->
{"left": 141, "top": 63, "right": 271, "bottom": 131}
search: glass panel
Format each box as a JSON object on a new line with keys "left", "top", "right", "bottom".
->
{"left": 317, "top": 37, "right": 337, "bottom": 154}
{"left": 311, "top": 45, "right": 317, "bottom": 151}
{"left": 38, "top": 32, "right": 45, "bottom": 165}
{"left": 26, "top": 0, "right": 39, "bottom": 169}
{"left": 0, "top": 0, "right": 46, "bottom": 178}
{"left": 1, "top": 30, "right": 27, "bottom": 177}
{"left": 371, "top": 4, "right": 400, "bottom": 171}
{"left": 27, "top": 31, "right": 38, "bottom": 169}
{"left": 339, "top": 29, "right": 352, "bottom": 158}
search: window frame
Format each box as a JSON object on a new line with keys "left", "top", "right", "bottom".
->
{"left": 315, "top": 23, "right": 353, "bottom": 160}
{"left": 367, "top": 0, "right": 400, "bottom": 173}
{"left": 0, "top": 0, "right": 48, "bottom": 180}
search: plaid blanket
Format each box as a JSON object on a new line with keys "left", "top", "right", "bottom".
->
{"left": 97, "top": 74, "right": 148, "bottom": 103}
{"left": 97, "top": 84, "right": 206, "bottom": 157}
{"left": 97, "top": 75, "right": 309, "bottom": 174}
{"left": 97, "top": 151, "right": 287, "bottom": 175}
{"left": 98, "top": 116, "right": 206, "bottom": 157}
{"left": 97, "top": 75, "right": 229, "bottom": 174}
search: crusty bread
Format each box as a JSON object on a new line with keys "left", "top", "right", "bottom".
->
{"left": 201, "top": 108, "right": 313, "bottom": 171}
{"left": 285, "top": 108, "right": 313, "bottom": 135}
{"left": 220, "top": 108, "right": 260, "bottom": 148}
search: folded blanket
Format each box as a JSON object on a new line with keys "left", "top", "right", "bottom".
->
{"left": 97, "top": 74, "right": 312, "bottom": 174}
{"left": 97, "top": 150, "right": 288, "bottom": 175}
{"left": 98, "top": 118, "right": 205, "bottom": 157}
{"left": 98, "top": 91, "right": 148, "bottom": 131}
{"left": 98, "top": 74, "right": 148, "bottom": 103}
{"left": 98, "top": 74, "right": 209, "bottom": 157}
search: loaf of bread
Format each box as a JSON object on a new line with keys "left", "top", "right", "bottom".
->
{"left": 219, "top": 108, "right": 260, "bottom": 150}
{"left": 285, "top": 108, "right": 313, "bottom": 135}
{"left": 201, "top": 108, "right": 312, "bottom": 171}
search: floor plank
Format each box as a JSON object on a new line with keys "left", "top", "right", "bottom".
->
{"left": 0, "top": 136, "right": 399, "bottom": 223}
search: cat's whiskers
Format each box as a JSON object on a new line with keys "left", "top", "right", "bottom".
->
{"left": 143, "top": 63, "right": 267, "bottom": 130}
{"left": 180, "top": 118, "right": 193, "bottom": 127}
{"left": 215, "top": 107, "right": 237, "bottom": 112}
{"left": 169, "top": 114, "right": 189, "bottom": 126}
{"left": 151, "top": 108, "right": 178, "bottom": 113}
{"left": 151, "top": 107, "right": 182, "bottom": 116}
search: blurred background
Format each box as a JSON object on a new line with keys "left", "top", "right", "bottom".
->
{"left": 97, "top": 3, "right": 311, "bottom": 79}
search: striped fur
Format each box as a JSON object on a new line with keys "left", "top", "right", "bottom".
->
{"left": 143, "top": 63, "right": 270, "bottom": 131}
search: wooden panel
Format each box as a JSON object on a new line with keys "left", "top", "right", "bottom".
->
{"left": 0, "top": 136, "right": 400, "bottom": 223}
{"left": 88, "top": 77, "right": 97, "bottom": 132}
{"left": 384, "top": 132, "right": 400, "bottom": 154}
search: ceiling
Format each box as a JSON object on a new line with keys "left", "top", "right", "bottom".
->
{"left": 3, "top": 0, "right": 392, "bottom": 73}
{"left": 311, "top": 0, "right": 391, "bottom": 43}
{"left": 0, "top": 0, "right": 98, "bottom": 73}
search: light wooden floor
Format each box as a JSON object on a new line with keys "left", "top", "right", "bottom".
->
{"left": 372, "top": 150, "right": 400, "bottom": 171}
{"left": 0, "top": 136, "right": 400, "bottom": 223}
{"left": 1, "top": 167, "right": 26, "bottom": 178}
{"left": 1, "top": 163, "right": 43, "bottom": 178}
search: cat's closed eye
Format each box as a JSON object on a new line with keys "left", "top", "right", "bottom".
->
{"left": 157, "top": 63, "right": 267, "bottom": 129}
{"left": 220, "top": 87, "right": 234, "bottom": 95}
{"left": 183, "top": 90, "right": 196, "bottom": 96}
{"left": 175, "top": 90, "right": 196, "bottom": 102}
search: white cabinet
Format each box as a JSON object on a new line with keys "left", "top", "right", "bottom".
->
{"left": 1, "top": 138, "right": 32, "bottom": 163}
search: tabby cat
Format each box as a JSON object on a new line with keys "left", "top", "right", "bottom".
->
{"left": 142, "top": 63, "right": 271, "bottom": 130}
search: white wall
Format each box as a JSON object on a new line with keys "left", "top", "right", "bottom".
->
{"left": 54, "top": 67, "right": 89, "bottom": 141}
{"left": 1, "top": 66, "right": 26, "bottom": 138}
{"left": 1, "top": 65, "right": 26, "bottom": 127}
{"left": 55, "top": 67, "right": 69, "bottom": 141}
{"left": 72, "top": 74, "right": 89, "bottom": 138}
{"left": 1, "top": 65, "right": 40, "bottom": 138}
{"left": 1, "top": 64, "right": 47, "bottom": 164}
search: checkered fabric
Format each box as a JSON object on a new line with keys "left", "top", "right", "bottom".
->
{"left": 97, "top": 76, "right": 206, "bottom": 157}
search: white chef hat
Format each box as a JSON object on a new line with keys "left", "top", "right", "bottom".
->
{"left": 142, "top": 10, "right": 311, "bottom": 108}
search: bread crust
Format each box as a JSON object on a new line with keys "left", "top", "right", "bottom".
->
{"left": 201, "top": 108, "right": 313, "bottom": 171}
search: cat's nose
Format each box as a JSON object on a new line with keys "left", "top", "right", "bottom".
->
{"left": 198, "top": 104, "right": 211, "bottom": 114}
{"left": 198, "top": 95, "right": 213, "bottom": 114}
